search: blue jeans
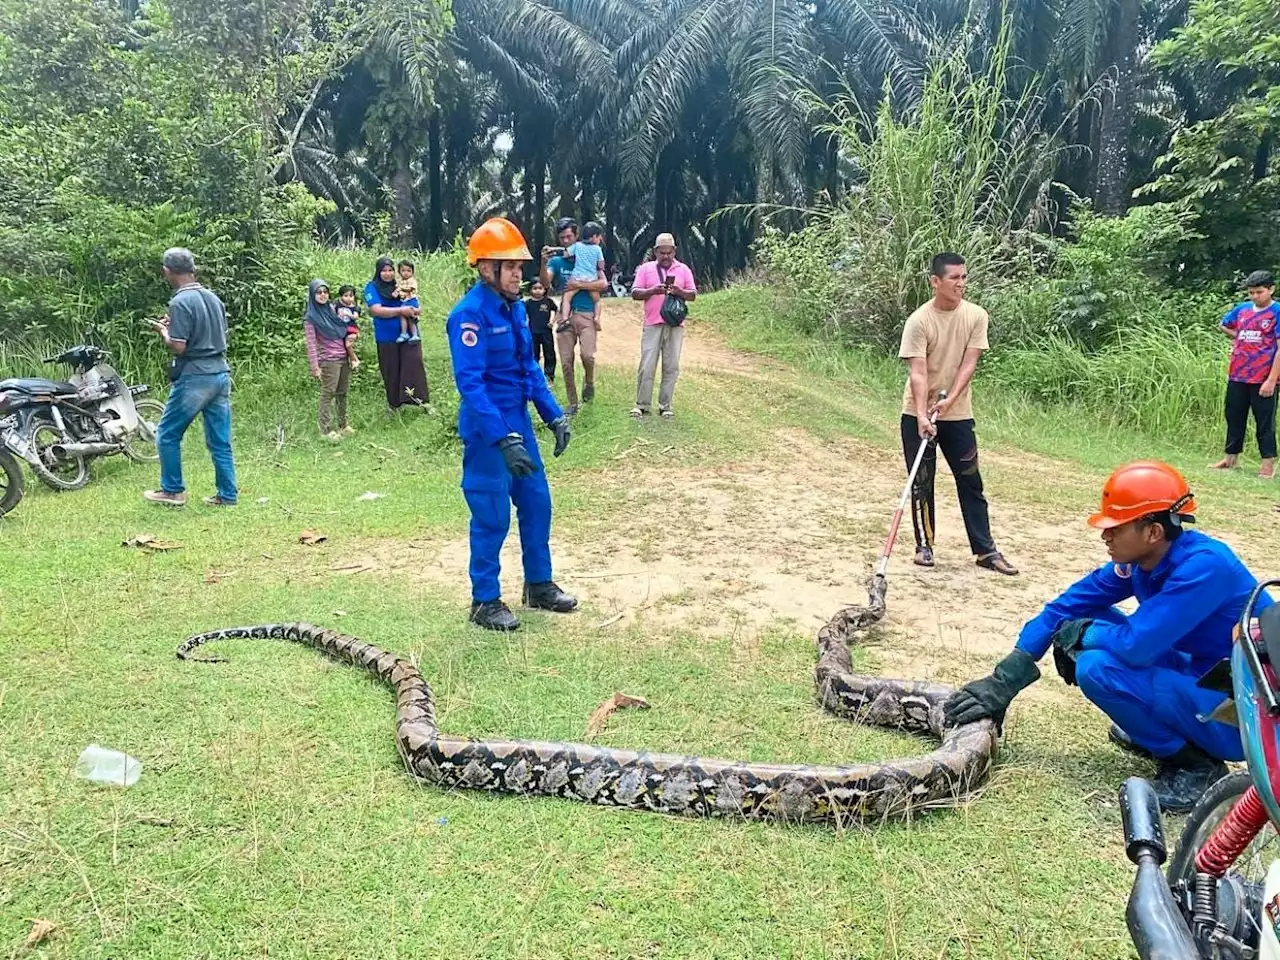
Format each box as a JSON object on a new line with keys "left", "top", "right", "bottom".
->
{"left": 156, "top": 372, "right": 238, "bottom": 502}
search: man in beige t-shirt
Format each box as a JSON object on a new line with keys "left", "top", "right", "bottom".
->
{"left": 898, "top": 253, "right": 1017, "bottom": 576}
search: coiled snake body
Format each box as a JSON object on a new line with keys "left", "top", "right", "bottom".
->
{"left": 177, "top": 608, "right": 997, "bottom": 826}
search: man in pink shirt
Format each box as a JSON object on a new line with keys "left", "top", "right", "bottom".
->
{"left": 630, "top": 233, "right": 697, "bottom": 419}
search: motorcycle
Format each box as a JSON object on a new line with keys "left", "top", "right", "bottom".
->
{"left": 0, "top": 345, "right": 163, "bottom": 491}
{"left": 0, "top": 415, "right": 26, "bottom": 517}
{"left": 1122, "top": 579, "right": 1280, "bottom": 959}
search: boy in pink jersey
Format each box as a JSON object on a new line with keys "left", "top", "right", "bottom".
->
{"left": 1212, "top": 270, "right": 1280, "bottom": 478}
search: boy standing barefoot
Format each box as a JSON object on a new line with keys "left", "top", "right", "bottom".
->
{"left": 1212, "top": 270, "right": 1280, "bottom": 478}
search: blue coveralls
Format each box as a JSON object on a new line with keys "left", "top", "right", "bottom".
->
{"left": 1016, "top": 529, "right": 1271, "bottom": 762}
{"left": 446, "top": 282, "right": 564, "bottom": 603}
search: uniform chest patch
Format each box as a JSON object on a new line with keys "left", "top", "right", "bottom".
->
{"left": 1113, "top": 563, "right": 1133, "bottom": 579}
{"left": 461, "top": 330, "right": 478, "bottom": 347}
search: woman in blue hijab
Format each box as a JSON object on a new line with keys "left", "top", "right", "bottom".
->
{"left": 364, "top": 256, "right": 429, "bottom": 410}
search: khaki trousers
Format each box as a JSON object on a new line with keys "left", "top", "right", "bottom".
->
{"left": 318, "top": 359, "right": 351, "bottom": 433}
{"left": 635, "top": 323, "right": 684, "bottom": 412}
{"left": 556, "top": 311, "right": 597, "bottom": 407}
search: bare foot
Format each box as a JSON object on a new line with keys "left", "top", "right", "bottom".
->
{"left": 1261, "top": 459, "right": 1276, "bottom": 479}
{"left": 1209, "top": 457, "right": 1238, "bottom": 470}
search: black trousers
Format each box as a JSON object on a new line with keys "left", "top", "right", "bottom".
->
{"left": 1224, "top": 380, "right": 1277, "bottom": 458}
{"left": 900, "top": 415, "right": 997, "bottom": 557}
{"left": 531, "top": 327, "right": 557, "bottom": 380}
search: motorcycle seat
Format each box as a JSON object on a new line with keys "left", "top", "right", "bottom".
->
{"left": 0, "top": 377, "right": 78, "bottom": 396}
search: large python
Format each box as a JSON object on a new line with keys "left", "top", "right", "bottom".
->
{"left": 176, "top": 603, "right": 997, "bottom": 826}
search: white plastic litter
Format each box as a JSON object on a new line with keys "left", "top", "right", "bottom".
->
{"left": 75, "top": 745, "right": 141, "bottom": 787}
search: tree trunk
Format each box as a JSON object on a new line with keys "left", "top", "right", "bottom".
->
{"left": 391, "top": 146, "right": 414, "bottom": 248}
{"left": 427, "top": 109, "right": 443, "bottom": 249}
{"left": 533, "top": 157, "right": 546, "bottom": 252}
{"left": 520, "top": 162, "right": 533, "bottom": 238}
{"left": 1095, "top": 0, "right": 1139, "bottom": 216}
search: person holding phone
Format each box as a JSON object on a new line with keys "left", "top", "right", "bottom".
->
{"left": 143, "top": 247, "right": 239, "bottom": 508}
{"left": 630, "top": 233, "right": 696, "bottom": 419}
{"left": 540, "top": 218, "right": 609, "bottom": 415}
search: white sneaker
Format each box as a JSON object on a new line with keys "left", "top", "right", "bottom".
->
{"left": 324, "top": 431, "right": 342, "bottom": 443}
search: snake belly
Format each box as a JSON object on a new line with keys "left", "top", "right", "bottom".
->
{"left": 176, "top": 611, "right": 997, "bottom": 826}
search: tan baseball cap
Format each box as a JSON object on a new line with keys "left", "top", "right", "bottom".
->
{"left": 654, "top": 232, "right": 676, "bottom": 251}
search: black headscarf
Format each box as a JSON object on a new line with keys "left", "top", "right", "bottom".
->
{"left": 304, "top": 278, "right": 350, "bottom": 343}
{"left": 371, "top": 257, "right": 399, "bottom": 303}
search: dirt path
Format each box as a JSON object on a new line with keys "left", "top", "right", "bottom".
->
{"left": 364, "top": 300, "right": 1127, "bottom": 694}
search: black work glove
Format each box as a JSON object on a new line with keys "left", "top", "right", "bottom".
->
{"left": 549, "top": 416, "right": 571, "bottom": 458}
{"left": 943, "top": 649, "right": 1041, "bottom": 734}
{"left": 1051, "top": 618, "right": 1093, "bottom": 657}
{"left": 1053, "top": 646, "right": 1078, "bottom": 686}
{"left": 498, "top": 434, "right": 536, "bottom": 478}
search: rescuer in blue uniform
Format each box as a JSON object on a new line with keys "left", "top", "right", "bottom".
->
{"left": 447, "top": 217, "right": 577, "bottom": 632}
{"left": 945, "top": 460, "right": 1271, "bottom": 812}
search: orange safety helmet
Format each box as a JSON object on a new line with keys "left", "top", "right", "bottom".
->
{"left": 466, "top": 218, "right": 532, "bottom": 267}
{"left": 1087, "top": 460, "right": 1198, "bottom": 529}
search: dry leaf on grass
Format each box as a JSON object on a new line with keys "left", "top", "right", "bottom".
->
{"left": 298, "top": 530, "right": 327, "bottom": 546}
{"left": 584, "top": 692, "right": 651, "bottom": 739}
{"left": 203, "top": 570, "right": 236, "bottom": 584}
{"left": 24, "top": 918, "right": 57, "bottom": 947}
{"left": 595, "top": 612, "right": 625, "bottom": 630}
{"left": 331, "top": 562, "right": 375, "bottom": 574}
{"left": 123, "top": 534, "right": 182, "bottom": 551}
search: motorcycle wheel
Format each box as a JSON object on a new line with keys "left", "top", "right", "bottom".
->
{"left": 0, "top": 449, "right": 24, "bottom": 516}
{"left": 26, "top": 415, "right": 89, "bottom": 491}
{"left": 123, "top": 398, "right": 164, "bottom": 463}
{"left": 1167, "top": 771, "right": 1272, "bottom": 952}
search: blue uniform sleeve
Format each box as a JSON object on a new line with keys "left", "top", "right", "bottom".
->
{"left": 516, "top": 303, "right": 562, "bottom": 424}
{"left": 1081, "top": 553, "right": 1231, "bottom": 669}
{"left": 1222, "top": 304, "right": 1243, "bottom": 331}
{"left": 447, "top": 306, "right": 510, "bottom": 447}
{"left": 1016, "top": 563, "right": 1136, "bottom": 659}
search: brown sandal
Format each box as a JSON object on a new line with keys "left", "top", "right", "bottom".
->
{"left": 977, "top": 552, "right": 1019, "bottom": 576}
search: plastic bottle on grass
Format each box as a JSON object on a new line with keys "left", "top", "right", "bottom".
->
{"left": 75, "top": 745, "right": 141, "bottom": 787}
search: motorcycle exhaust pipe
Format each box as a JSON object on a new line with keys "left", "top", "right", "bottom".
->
{"left": 50, "top": 441, "right": 119, "bottom": 458}
{"left": 1120, "top": 777, "right": 1200, "bottom": 960}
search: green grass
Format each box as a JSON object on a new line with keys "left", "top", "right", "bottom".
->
{"left": 1, "top": 281, "right": 1245, "bottom": 959}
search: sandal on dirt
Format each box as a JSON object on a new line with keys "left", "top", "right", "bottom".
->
{"left": 913, "top": 546, "right": 935, "bottom": 568}
{"left": 976, "top": 552, "right": 1019, "bottom": 576}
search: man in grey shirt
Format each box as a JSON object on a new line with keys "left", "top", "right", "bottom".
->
{"left": 143, "top": 247, "right": 239, "bottom": 506}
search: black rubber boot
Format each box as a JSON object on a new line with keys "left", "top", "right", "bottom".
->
{"left": 1109, "top": 723, "right": 1156, "bottom": 762}
{"left": 523, "top": 581, "right": 578, "bottom": 613}
{"left": 1152, "top": 744, "right": 1228, "bottom": 814}
{"left": 469, "top": 600, "right": 520, "bottom": 632}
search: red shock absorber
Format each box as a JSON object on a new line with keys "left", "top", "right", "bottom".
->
{"left": 1195, "top": 785, "right": 1271, "bottom": 877}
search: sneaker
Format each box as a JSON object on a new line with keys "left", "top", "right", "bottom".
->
{"left": 202, "top": 496, "right": 236, "bottom": 507}
{"left": 143, "top": 490, "right": 188, "bottom": 507}
{"left": 395, "top": 333, "right": 411, "bottom": 344}
{"left": 324, "top": 431, "right": 342, "bottom": 443}
{"left": 567, "top": 404, "right": 580, "bottom": 417}
{"left": 582, "top": 383, "right": 596, "bottom": 403}
{"left": 630, "top": 407, "right": 645, "bottom": 418}
{"left": 913, "top": 545, "right": 935, "bottom": 567}
{"left": 660, "top": 409, "right": 674, "bottom": 419}
{"left": 341, "top": 425, "right": 356, "bottom": 436}
{"left": 976, "top": 552, "right": 1019, "bottom": 576}
{"left": 408, "top": 333, "right": 421, "bottom": 343}
{"left": 469, "top": 600, "right": 519, "bottom": 632}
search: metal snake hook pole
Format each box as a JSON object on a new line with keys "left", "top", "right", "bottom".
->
{"left": 864, "top": 389, "right": 946, "bottom": 618}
